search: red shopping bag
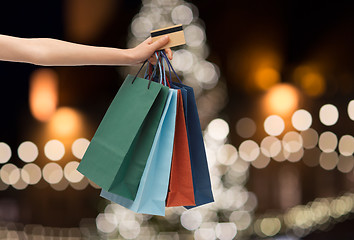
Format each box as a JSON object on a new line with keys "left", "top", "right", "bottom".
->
{"left": 166, "top": 90, "right": 195, "bottom": 207}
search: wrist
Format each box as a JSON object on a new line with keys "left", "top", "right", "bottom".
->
{"left": 123, "top": 48, "right": 138, "bottom": 66}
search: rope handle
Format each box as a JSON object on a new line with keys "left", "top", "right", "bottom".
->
{"left": 131, "top": 50, "right": 177, "bottom": 89}
{"left": 161, "top": 51, "right": 182, "bottom": 84}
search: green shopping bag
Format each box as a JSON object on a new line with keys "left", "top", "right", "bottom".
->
{"left": 77, "top": 74, "right": 169, "bottom": 200}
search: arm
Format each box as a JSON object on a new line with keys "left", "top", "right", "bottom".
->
{"left": 0, "top": 34, "right": 172, "bottom": 66}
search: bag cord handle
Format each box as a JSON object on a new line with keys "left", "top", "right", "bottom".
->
{"left": 132, "top": 52, "right": 164, "bottom": 89}
{"left": 132, "top": 59, "right": 148, "bottom": 84}
{"left": 144, "top": 51, "right": 170, "bottom": 87}
{"left": 161, "top": 51, "right": 182, "bottom": 84}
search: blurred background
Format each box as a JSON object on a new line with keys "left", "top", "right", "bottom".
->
{"left": 0, "top": 0, "right": 353, "bottom": 239}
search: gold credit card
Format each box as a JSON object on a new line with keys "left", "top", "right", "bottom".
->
{"left": 151, "top": 24, "right": 185, "bottom": 50}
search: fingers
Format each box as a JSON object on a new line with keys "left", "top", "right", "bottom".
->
{"left": 164, "top": 48, "right": 173, "bottom": 60}
{"left": 148, "top": 55, "right": 157, "bottom": 65}
{"left": 144, "top": 36, "right": 173, "bottom": 65}
{"left": 143, "top": 37, "right": 153, "bottom": 45}
{"left": 149, "top": 36, "right": 170, "bottom": 50}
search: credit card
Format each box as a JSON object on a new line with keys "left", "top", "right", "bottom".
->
{"left": 151, "top": 24, "right": 185, "bottom": 49}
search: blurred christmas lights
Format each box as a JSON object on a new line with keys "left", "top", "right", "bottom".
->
{"left": 29, "top": 68, "right": 58, "bottom": 122}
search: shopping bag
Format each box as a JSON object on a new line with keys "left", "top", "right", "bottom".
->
{"left": 166, "top": 90, "right": 195, "bottom": 207}
{"left": 77, "top": 74, "right": 169, "bottom": 200}
{"left": 160, "top": 51, "right": 214, "bottom": 208}
{"left": 101, "top": 89, "right": 178, "bottom": 216}
{"left": 173, "top": 82, "right": 214, "bottom": 208}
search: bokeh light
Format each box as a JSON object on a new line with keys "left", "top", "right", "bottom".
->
{"left": 64, "top": 161, "right": 84, "bottom": 183}
{"left": 1, "top": 163, "right": 20, "bottom": 185}
{"left": 229, "top": 187, "right": 249, "bottom": 210}
{"left": 44, "top": 140, "right": 65, "bottom": 161}
{"left": 171, "top": 5, "right": 193, "bottom": 25}
{"left": 348, "top": 100, "right": 354, "bottom": 121}
{"left": 185, "top": 24, "right": 205, "bottom": 47}
{"left": 260, "top": 218, "right": 281, "bottom": 237}
{"left": 0, "top": 142, "right": 11, "bottom": 164}
{"left": 337, "top": 155, "right": 354, "bottom": 173}
{"left": 18, "top": 141, "right": 38, "bottom": 163}
{"left": 217, "top": 144, "right": 238, "bottom": 166}
{"left": 0, "top": 178, "right": 9, "bottom": 191}
{"left": 42, "top": 162, "right": 64, "bottom": 184}
{"left": 231, "top": 158, "right": 250, "bottom": 174}
{"left": 181, "top": 210, "right": 202, "bottom": 230}
{"left": 282, "top": 131, "right": 303, "bottom": 153}
{"left": 172, "top": 49, "right": 194, "bottom": 73}
{"left": 243, "top": 192, "right": 258, "bottom": 212}
{"left": 293, "top": 66, "right": 326, "bottom": 97}
{"left": 239, "top": 140, "right": 260, "bottom": 162}
{"left": 300, "top": 128, "right": 319, "bottom": 149}
{"left": 286, "top": 148, "right": 304, "bottom": 163}
{"left": 263, "top": 83, "right": 299, "bottom": 116}
{"left": 319, "top": 104, "right": 339, "bottom": 126}
{"left": 319, "top": 152, "right": 339, "bottom": 170}
{"left": 272, "top": 150, "right": 287, "bottom": 162}
{"left": 292, "top": 109, "right": 312, "bottom": 131}
{"left": 21, "top": 163, "right": 42, "bottom": 185}
{"left": 254, "top": 67, "right": 280, "bottom": 91}
{"left": 215, "top": 222, "right": 237, "bottom": 240}
{"left": 194, "top": 227, "right": 216, "bottom": 240}
{"left": 300, "top": 72, "right": 326, "bottom": 97}
{"left": 319, "top": 132, "right": 338, "bottom": 153}
{"left": 251, "top": 153, "right": 271, "bottom": 169}
{"left": 261, "top": 136, "right": 281, "bottom": 157}
{"left": 29, "top": 68, "right": 58, "bottom": 122}
{"left": 49, "top": 107, "right": 82, "bottom": 137}
{"left": 264, "top": 115, "right": 285, "bottom": 136}
{"left": 303, "top": 147, "right": 321, "bottom": 167}
{"left": 12, "top": 177, "right": 28, "bottom": 190}
{"left": 283, "top": 193, "right": 354, "bottom": 233}
{"left": 193, "top": 60, "right": 219, "bottom": 89}
{"left": 131, "top": 16, "right": 152, "bottom": 38}
{"left": 338, "top": 135, "right": 354, "bottom": 156}
{"left": 229, "top": 211, "right": 252, "bottom": 231}
{"left": 72, "top": 138, "right": 90, "bottom": 159}
{"left": 96, "top": 213, "right": 118, "bottom": 234}
{"left": 236, "top": 118, "right": 256, "bottom": 138}
{"left": 51, "top": 178, "right": 69, "bottom": 191}
{"left": 118, "top": 219, "right": 141, "bottom": 239}
{"left": 70, "top": 177, "right": 89, "bottom": 190}
{"left": 207, "top": 118, "right": 229, "bottom": 141}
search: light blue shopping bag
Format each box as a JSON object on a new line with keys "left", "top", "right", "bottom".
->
{"left": 100, "top": 89, "right": 178, "bottom": 216}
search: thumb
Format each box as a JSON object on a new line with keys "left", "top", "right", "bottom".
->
{"left": 150, "top": 36, "right": 170, "bottom": 50}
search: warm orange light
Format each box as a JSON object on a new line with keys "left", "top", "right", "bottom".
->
{"left": 49, "top": 107, "right": 82, "bottom": 137}
{"left": 254, "top": 67, "right": 280, "bottom": 91}
{"left": 29, "top": 69, "right": 58, "bottom": 122}
{"left": 263, "top": 83, "right": 299, "bottom": 117}
{"left": 293, "top": 65, "right": 326, "bottom": 97}
{"left": 301, "top": 73, "right": 325, "bottom": 97}
{"left": 229, "top": 46, "right": 282, "bottom": 93}
{"left": 293, "top": 65, "right": 311, "bottom": 84}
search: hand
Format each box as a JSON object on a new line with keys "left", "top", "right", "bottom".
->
{"left": 127, "top": 36, "right": 173, "bottom": 65}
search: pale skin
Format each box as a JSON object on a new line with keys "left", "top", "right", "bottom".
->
{"left": 0, "top": 34, "right": 172, "bottom": 66}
